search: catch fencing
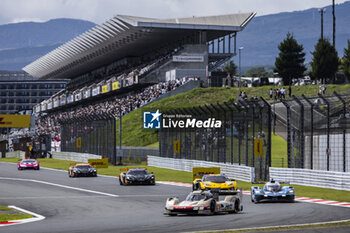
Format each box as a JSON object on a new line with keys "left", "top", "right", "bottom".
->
{"left": 147, "top": 155, "right": 255, "bottom": 182}
{"left": 59, "top": 113, "right": 116, "bottom": 165}
{"left": 158, "top": 97, "right": 272, "bottom": 181}
{"left": 274, "top": 92, "right": 350, "bottom": 172}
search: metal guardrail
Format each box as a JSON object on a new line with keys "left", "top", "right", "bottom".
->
{"left": 147, "top": 155, "right": 255, "bottom": 182}
{"left": 270, "top": 167, "right": 350, "bottom": 191}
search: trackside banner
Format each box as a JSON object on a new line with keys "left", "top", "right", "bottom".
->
{"left": 0, "top": 115, "right": 31, "bottom": 128}
{"left": 88, "top": 158, "right": 108, "bottom": 168}
{"left": 192, "top": 167, "right": 221, "bottom": 181}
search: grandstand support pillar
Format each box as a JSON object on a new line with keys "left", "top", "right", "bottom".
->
{"left": 334, "top": 91, "right": 346, "bottom": 172}
{"left": 233, "top": 32, "right": 237, "bottom": 55}
{"left": 199, "top": 31, "right": 207, "bottom": 44}
{"left": 302, "top": 94, "right": 314, "bottom": 169}
{"left": 281, "top": 100, "right": 292, "bottom": 168}
{"left": 318, "top": 94, "right": 330, "bottom": 171}
{"left": 293, "top": 96, "right": 305, "bottom": 168}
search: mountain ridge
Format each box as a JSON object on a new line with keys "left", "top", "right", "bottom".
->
{"left": 0, "top": 1, "right": 349, "bottom": 71}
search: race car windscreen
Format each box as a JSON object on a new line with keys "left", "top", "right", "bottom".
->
{"left": 202, "top": 176, "right": 228, "bottom": 183}
{"left": 76, "top": 165, "right": 92, "bottom": 169}
{"left": 185, "top": 193, "right": 205, "bottom": 201}
{"left": 127, "top": 170, "right": 148, "bottom": 175}
{"left": 264, "top": 184, "right": 281, "bottom": 192}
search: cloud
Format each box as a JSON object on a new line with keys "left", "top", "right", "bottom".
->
{"left": 0, "top": 0, "right": 347, "bottom": 25}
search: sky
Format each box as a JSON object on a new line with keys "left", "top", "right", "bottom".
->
{"left": 0, "top": 0, "right": 348, "bottom": 25}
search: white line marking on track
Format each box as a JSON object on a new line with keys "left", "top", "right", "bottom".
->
{"left": 0, "top": 205, "right": 45, "bottom": 227}
{"left": 0, "top": 195, "right": 110, "bottom": 200}
{"left": 0, "top": 177, "right": 119, "bottom": 197}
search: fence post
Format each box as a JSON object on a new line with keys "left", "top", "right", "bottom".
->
{"left": 334, "top": 91, "right": 346, "bottom": 172}
{"left": 318, "top": 94, "right": 330, "bottom": 171}
{"left": 302, "top": 94, "right": 314, "bottom": 169}
{"left": 281, "top": 99, "right": 292, "bottom": 168}
{"left": 224, "top": 102, "right": 235, "bottom": 164}
{"left": 292, "top": 96, "right": 305, "bottom": 168}
{"left": 261, "top": 97, "right": 271, "bottom": 180}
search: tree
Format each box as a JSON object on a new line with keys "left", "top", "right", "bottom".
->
{"left": 310, "top": 39, "right": 339, "bottom": 84}
{"left": 222, "top": 60, "right": 237, "bottom": 75}
{"left": 274, "top": 33, "right": 306, "bottom": 86}
{"left": 245, "top": 66, "right": 270, "bottom": 77}
{"left": 341, "top": 40, "right": 350, "bottom": 81}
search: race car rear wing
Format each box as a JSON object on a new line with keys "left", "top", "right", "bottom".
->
{"left": 119, "top": 167, "right": 147, "bottom": 171}
{"left": 210, "top": 188, "right": 243, "bottom": 196}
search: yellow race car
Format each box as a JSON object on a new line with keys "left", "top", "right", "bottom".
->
{"left": 193, "top": 174, "right": 237, "bottom": 191}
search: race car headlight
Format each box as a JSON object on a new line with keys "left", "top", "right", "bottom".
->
{"left": 288, "top": 190, "right": 294, "bottom": 194}
{"left": 166, "top": 206, "right": 174, "bottom": 210}
{"left": 203, "top": 182, "right": 210, "bottom": 186}
{"left": 255, "top": 190, "right": 262, "bottom": 194}
{"left": 193, "top": 207, "right": 199, "bottom": 210}
{"left": 20, "top": 164, "right": 26, "bottom": 167}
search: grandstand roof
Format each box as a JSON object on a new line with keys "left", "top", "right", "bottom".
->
{"left": 23, "top": 13, "right": 255, "bottom": 80}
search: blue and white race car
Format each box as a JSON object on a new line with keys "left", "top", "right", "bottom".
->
{"left": 251, "top": 180, "right": 295, "bottom": 203}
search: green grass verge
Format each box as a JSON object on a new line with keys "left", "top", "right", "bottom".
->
{"left": 117, "top": 84, "right": 350, "bottom": 147}
{"left": 271, "top": 133, "right": 288, "bottom": 168}
{"left": 2, "top": 158, "right": 350, "bottom": 202}
{"left": 0, "top": 206, "right": 32, "bottom": 222}
{"left": 0, "top": 214, "right": 33, "bottom": 222}
{"left": 196, "top": 220, "right": 350, "bottom": 233}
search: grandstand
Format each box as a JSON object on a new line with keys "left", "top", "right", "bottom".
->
{"left": 18, "top": 13, "right": 255, "bottom": 159}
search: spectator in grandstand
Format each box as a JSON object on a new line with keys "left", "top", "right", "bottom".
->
{"left": 34, "top": 77, "right": 197, "bottom": 142}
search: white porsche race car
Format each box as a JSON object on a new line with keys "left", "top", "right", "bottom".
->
{"left": 165, "top": 189, "right": 243, "bottom": 216}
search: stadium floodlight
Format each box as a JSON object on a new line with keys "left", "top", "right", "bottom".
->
{"left": 239, "top": 47, "right": 244, "bottom": 94}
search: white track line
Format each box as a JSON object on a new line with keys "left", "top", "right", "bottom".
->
{"left": 2, "top": 162, "right": 350, "bottom": 207}
{"left": 0, "top": 205, "right": 45, "bottom": 227}
{"left": 0, "top": 177, "right": 119, "bottom": 197}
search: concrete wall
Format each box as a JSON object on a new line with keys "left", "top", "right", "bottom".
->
{"left": 304, "top": 133, "right": 350, "bottom": 172}
{"left": 142, "top": 44, "right": 208, "bottom": 83}
{"left": 52, "top": 151, "right": 102, "bottom": 163}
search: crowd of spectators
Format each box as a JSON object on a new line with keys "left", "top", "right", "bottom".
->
{"left": 35, "top": 77, "right": 198, "bottom": 142}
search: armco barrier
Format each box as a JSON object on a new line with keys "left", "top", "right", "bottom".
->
{"left": 147, "top": 156, "right": 255, "bottom": 182}
{"left": 270, "top": 167, "right": 350, "bottom": 191}
{"left": 52, "top": 151, "right": 102, "bottom": 163}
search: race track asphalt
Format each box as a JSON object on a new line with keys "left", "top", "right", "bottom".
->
{"left": 0, "top": 162, "right": 350, "bottom": 233}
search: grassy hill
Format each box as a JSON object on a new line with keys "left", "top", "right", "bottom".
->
{"left": 117, "top": 84, "right": 350, "bottom": 147}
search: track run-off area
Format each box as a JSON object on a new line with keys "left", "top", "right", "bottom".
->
{"left": 0, "top": 162, "right": 350, "bottom": 233}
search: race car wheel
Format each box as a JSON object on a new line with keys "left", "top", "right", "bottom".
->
{"left": 233, "top": 201, "right": 240, "bottom": 213}
{"left": 18, "top": 167, "right": 21, "bottom": 170}
{"left": 210, "top": 200, "right": 216, "bottom": 214}
{"left": 119, "top": 178, "right": 123, "bottom": 185}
